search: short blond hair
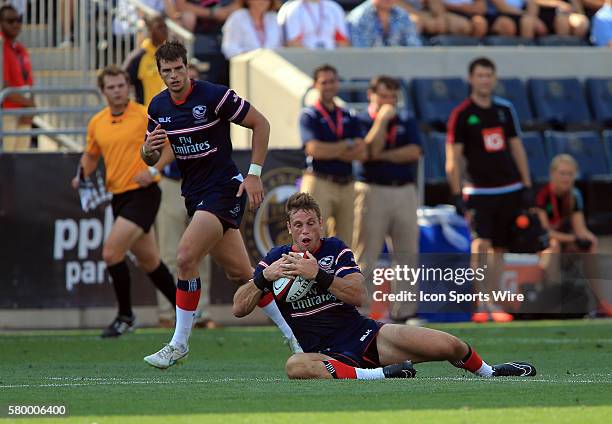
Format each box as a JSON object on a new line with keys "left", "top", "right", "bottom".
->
{"left": 285, "top": 192, "right": 322, "bottom": 222}
{"left": 550, "top": 154, "right": 578, "bottom": 174}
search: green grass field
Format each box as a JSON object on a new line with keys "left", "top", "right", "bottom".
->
{"left": 2, "top": 319, "right": 612, "bottom": 423}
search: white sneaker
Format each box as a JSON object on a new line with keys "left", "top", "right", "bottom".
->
{"left": 144, "top": 343, "right": 189, "bottom": 369}
{"left": 286, "top": 335, "right": 303, "bottom": 354}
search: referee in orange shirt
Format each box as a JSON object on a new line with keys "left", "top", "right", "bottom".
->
{"left": 71, "top": 65, "right": 176, "bottom": 337}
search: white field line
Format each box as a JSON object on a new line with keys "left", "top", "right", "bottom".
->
{"left": 473, "top": 338, "right": 612, "bottom": 344}
{"left": 1, "top": 375, "right": 611, "bottom": 389}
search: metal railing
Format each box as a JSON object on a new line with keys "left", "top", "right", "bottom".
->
{"left": 0, "top": 87, "right": 105, "bottom": 152}
{"left": 12, "top": 0, "right": 193, "bottom": 74}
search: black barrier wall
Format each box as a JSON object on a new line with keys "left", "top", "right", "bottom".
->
{"left": 0, "top": 151, "right": 306, "bottom": 309}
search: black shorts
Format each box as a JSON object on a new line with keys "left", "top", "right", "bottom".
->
{"left": 184, "top": 178, "right": 247, "bottom": 232}
{"left": 486, "top": 13, "right": 522, "bottom": 33}
{"left": 538, "top": 6, "right": 557, "bottom": 34}
{"left": 466, "top": 189, "right": 522, "bottom": 249}
{"left": 320, "top": 319, "right": 384, "bottom": 369}
{"left": 111, "top": 184, "right": 161, "bottom": 233}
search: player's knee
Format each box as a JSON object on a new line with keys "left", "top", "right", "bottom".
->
{"left": 176, "top": 247, "right": 197, "bottom": 276}
{"left": 285, "top": 355, "right": 305, "bottom": 379}
{"left": 139, "top": 256, "right": 160, "bottom": 273}
{"left": 225, "top": 270, "right": 251, "bottom": 286}
{"left": 102, "top": 245, "right": 124, "bottom": 265}
{"left": 285, "top": 355, "right": 317, "bottom": 379}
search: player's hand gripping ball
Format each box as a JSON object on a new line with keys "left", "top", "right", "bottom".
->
{"left": 272, "top": 275, "right": 315, "bottom": 302}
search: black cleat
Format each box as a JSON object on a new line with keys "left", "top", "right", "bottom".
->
{"left": 383, "top": 360, "right": 417, "bottom": 378}
{"left": 101, "top": 315, "right": 135, "bottom": 338}
{"left": 492, "top": 362, "right": 537, "bottom": 377}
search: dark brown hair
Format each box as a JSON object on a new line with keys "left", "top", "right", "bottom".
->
{"left": 285, "top": 192, "right": 322, "bottom": 222}
{"left": 237, "top": 0, "right": 281, "bottom": 11}
{"left": 369, "top": 75, "right": 400, "bottom": 93}
{"left": 155, "top": 40, "right": 188, "bottom": 70}
{"left": 469, "top": 57, "right": 496, "bottom": 74}
{"left": 97, "top": 65, "right": 130, "bottom": 90}
{"left": 312, "top": 64, "right": 338, "bottom": 82}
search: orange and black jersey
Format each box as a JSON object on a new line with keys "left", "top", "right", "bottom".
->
{"left": 86, "top": 101, "right": 159, "bottom": 194}
{"left": 447, "top": 97, "right": 521, "bottom": 189}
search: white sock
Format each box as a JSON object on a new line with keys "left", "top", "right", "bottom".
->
{"left": 260, "top": 301, "right": 295, "bottom": 340}
{"left": 475, "top": 362, "right": 494, "bottom": 378}
{"left": 355, "top": 367, "right": 385, "bottom": 380}
{"left": 170, "top": 306, "right": 195, "bottom": 348}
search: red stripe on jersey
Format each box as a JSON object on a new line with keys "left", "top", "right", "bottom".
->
{"left": 446, "top": 99, "right": 471, "bottom": 144}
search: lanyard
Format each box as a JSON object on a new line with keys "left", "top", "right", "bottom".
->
{"left": 303, "top": 0, "right": 323, "bottom": 37}
{"left": 249, "top": 14, "right": 266, "bottom": 47}
{"left": 368, "top": 104, "right": 397, "bottom": 147}
{"left": 314, "top": 100, "right": 343, "bottom": 139}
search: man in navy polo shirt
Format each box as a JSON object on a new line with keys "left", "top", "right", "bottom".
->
{"left": 299, "top": 64, "right": 366, "bottom": 245}
{"left": 354, "top": 75, "right": 422, "bottom": 322}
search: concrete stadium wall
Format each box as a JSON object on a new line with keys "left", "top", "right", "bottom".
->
{"left": 230, "top": 47, "right": 612, "bottom": 150}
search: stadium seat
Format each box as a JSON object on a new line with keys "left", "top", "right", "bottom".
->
{"left": 494, "top": 78, "right": 536, "bottom": 129}
{"left": 427, "top": 35, "right": 481, "bottom": 46}
{"left": 412, "top": 78, "right": 469, "bottom": 131}
{"left": 528, "top": 78, "right": 593, "bottom": 130}
{"left": 521, "top": 132, "right": 550, "bottom": 183}
{"left": 536, "top": 35, "right": 589, "bottom": 46}
{"left": 544, "top": 131, "right": 610, "bottom": 180}
{"left": 422, "top": 132, "right": 447, "bottom": 183}
{"left": 483, "top": 36, "right": 535, "bottom": 46}
{"left": 585, "top": 78, "right": 612, "bottom": 128}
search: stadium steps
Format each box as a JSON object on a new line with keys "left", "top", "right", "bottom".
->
{"left": 29, "top": 47, "right": 82, "bottom": 71}
{"left": 19, "top": 24, "right": 51, "bottom": 48}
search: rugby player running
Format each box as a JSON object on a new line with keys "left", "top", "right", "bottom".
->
{"left": 141, "top": 41, "right": 298, "bottom": 368}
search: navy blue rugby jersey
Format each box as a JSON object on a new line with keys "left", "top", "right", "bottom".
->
{"left": 254, "top": 237, "right": 368, "bottom": 353}
{"left": 147, "top": 80, "right": 250, "bottom": 197}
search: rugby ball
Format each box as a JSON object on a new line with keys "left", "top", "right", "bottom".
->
{"left": 272, "top": 276, "right": 315, "bottom": 302}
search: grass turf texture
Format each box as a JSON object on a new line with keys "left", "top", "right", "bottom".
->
{"left": 1, "top": 320, "right": 611, "bottom": 423}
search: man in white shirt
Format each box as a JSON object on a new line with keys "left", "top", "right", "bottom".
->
{"left": 278, "top": 0, "right": 351, "bottom": 49}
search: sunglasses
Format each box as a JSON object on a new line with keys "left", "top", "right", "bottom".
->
{"left": 3, "top": 15, "right": 23, "bottom": 24}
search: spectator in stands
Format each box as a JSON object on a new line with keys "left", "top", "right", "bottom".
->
{"left": 535, "top": 154, "right": 612, "bottom": 316}
{"left": 278, "top": 0, "right": 350, "bottom": 49}
{"left": 442, "top": 0, "right": 489, "bottom": 37}
{"left": 487, "top": 0, "right": 548, "bottom": 38}
{"left": 446, "top": 57, "right": 533, "bottom": 323}
{"left": 591, "top": 0, "right": 612, "bottom": 46}
{"left": 299, "top": 64, "right": 365, "bottom": 244}
{"left": 535, "top": 0, "right": 590, "bottom": 37}
{"left": 353, "top": 75, "right": 422, "bottom": 322}
{"left": 580, "top": 0, "right": 604, "bottom": 19}
{"left": 396, "top": 0, "right": 448, "bottom": 36}
{"left": 346, "top": 0, "right": 422, "bottom": 47}
{"left": 0, "top": 3, "right": 34, "bottom": 151}
{"left": 123, "top": 14, "right": 168, "bottom": 107}
{"left": 221, "top": 0, "right": 282, "bottom": 59}
{"left": 175, "top": 0, "right": 240, "bottom": 33}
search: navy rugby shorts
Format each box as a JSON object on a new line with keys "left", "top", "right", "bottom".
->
{"left": 320, "top": 318, "right": 385, "bottom": 369}
{"left": 184, "top": 177, "right": 247, "bottom": 232}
